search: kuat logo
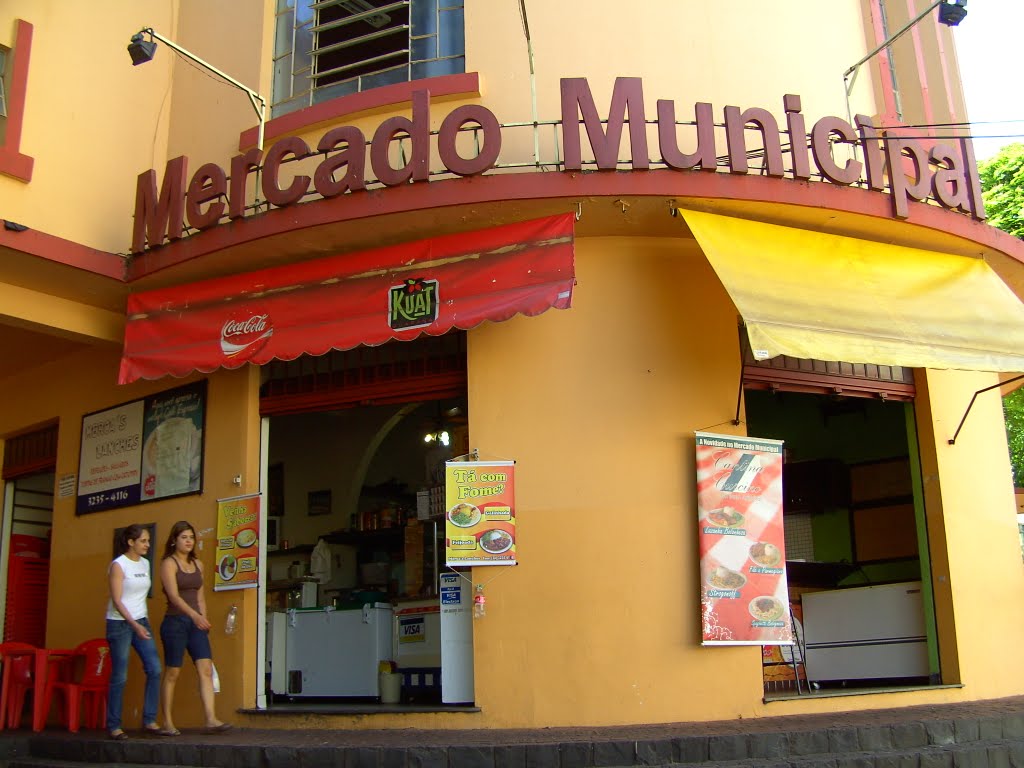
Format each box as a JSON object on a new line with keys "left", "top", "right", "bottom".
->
{"left": 389, "top": 278, "right": 439, "bottom": 330}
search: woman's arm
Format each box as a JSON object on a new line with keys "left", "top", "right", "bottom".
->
{"left": 161, "top": 557, "right": 211, "bottom": 631}
{"left": 109, "top": 561, "right": 151, "bottom": 639}
{"left": 195, "top": 561, "right": 211, "bottom": 631}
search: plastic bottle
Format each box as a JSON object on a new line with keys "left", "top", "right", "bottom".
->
{"left": 473, "top": 585, "right": 486, "bottom": 619}
{"left": 225, "top": 604, "right": 238, "bottom": 635}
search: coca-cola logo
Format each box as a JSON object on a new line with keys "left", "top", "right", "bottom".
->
{"left": 220, "top": 314, "right": 273, "bottom": 360}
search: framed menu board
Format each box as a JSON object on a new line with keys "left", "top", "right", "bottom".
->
{"left": 77, "top": 381, "right": 207, "bottom": 514}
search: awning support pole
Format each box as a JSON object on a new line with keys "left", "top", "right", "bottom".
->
{"left": 733, "top": 368, "right": 744, "bottom": 426}
{"left": 948, "top": 373, "right": 1024, "bottom": 445}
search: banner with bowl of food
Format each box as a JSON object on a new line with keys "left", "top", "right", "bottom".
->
{"left": 214, "top": 493, "right": 261, "bottom": 591}
{"left": 696, "top": 431, "right": 793, "bottom": 646}
{"left": 445, "top": 459, "right": 516, "bottom": 566}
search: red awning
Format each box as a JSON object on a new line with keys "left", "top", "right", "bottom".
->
{"left": 120, "top": 214, "right": 575, "bottom": 384}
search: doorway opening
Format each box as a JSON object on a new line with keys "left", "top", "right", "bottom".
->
{"left": 746, "top": 389, "right": 940, "bottom": 696}
{"left": 1, "top": 423, "right": 57, "bottom": 646}
{"left": 257, "top": 334, "right": 475, "bottom": 710}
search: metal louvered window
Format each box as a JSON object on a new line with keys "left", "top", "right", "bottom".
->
{"left": 272, "top": 0, "right": 465, "bottom": 119}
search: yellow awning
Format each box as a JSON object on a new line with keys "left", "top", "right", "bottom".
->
{"left": 681, "top": 210, "right": 1024, "bottom": 373}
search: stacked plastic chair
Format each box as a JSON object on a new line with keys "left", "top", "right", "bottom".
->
{"left": 0, "top": 641, "right": 38, "bottom": 729}
{"left": 41, "top": 639, "right": 111, "bottom": 732}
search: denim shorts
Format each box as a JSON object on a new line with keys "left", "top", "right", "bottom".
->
{"left": 159, "top": 613, "right": 213, "bottom": 667}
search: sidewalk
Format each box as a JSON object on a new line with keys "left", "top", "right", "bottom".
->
{"left": 3, "top": 694, "right": 1024, "bottom": 767}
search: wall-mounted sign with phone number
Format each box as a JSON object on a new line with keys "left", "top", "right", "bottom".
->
{"left": 76, "top": 380, "right": 206, "bottom": 514}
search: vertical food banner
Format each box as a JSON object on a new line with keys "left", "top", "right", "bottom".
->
{"left": 214, "top": 493, "right": 261, "bottom": 592}
{"left": 445, "top": 460, "right": 516, "bottom": 566}
{"left": 696, "top": 431, "right": 793, "bottom": 646}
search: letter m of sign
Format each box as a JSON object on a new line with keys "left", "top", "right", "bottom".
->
{"left": 131, "top": 156, "right": 188, "bottom": 254}
{"left": 560, "top": 77, "right": 649, "bottom": 171}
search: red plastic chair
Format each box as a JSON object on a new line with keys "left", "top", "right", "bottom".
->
{"left": 0, "top": 642, "right": 38, "bottom": 729}
{"left": 42, "top": 639, "right": 111, "bottom": 732}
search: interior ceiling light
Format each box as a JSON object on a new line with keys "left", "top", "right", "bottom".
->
{"left": 424, "top": 430, "right": 450, "bottom": 446}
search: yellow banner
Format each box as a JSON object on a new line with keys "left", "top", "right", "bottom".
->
{"left": 213, "top": 493, "right": 261, "bottom": 591}
{"left": 445, "top": 460, "right": 516, "bottom": 566}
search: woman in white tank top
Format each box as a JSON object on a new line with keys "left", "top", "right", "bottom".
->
{"left": 105, "top": 524, "right": 164, "bottom": 740}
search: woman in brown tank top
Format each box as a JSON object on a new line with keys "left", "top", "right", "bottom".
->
{"left": 157, "top": 520, "right": 231, "bottom": 736}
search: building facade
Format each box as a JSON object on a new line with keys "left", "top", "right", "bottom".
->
{"left": 2, "top": 0, "right": 1024, "bottom": 731}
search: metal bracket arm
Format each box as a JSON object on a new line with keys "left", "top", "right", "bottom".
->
{"left": 948, "top": 373, "right": 1024, "bottom": 445}
{"left": 140, "top": 27, "right": 267, "bottom": 150}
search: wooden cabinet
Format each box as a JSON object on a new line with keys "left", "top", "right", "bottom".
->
{"left": 849, "top": 457, "right": 917, "bottom": 562}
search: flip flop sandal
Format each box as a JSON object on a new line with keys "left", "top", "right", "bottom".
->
{"left": 157, "top": 727, "right": 181, "bottom": 737}
{"left": 109, "top": 731, "right": 129, "bottom": 741}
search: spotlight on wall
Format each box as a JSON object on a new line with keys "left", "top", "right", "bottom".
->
{"left": 938, "top": 0, "right": 967, "bottom": 26}
{"left": 127, "top": 32, "right": 157, "bottom": 65}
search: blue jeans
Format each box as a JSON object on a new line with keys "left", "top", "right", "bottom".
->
{"left": 105, "top": 618, "right": 161, "bottom": 731}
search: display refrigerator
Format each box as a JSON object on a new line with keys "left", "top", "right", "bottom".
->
{"left": 802, "top": 580, "right": 929, "bottom": 683}
{"left": 269, "top": 604, "right": 394, "bottom": 697}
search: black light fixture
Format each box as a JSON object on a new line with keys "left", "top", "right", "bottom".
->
{"left": 938, "top": 0, "right": 967, "bottom": 27}
{"left": 127, "top": 31, "right": 157, "bottom": 66}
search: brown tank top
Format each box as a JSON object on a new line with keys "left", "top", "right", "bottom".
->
{"left": 164, "top": 557, "right": 202, "bottom": 615}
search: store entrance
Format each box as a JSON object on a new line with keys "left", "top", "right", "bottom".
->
{"left": 1, "top": 424, "right": 58, "bottom": 647}
{"left": 746, "top": 389, "right": 939, "bottom": 695}
{"left": 258, "top": 336, "right": 473, "bottom": 709}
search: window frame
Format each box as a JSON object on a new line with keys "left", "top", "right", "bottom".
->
{"left": 0, "top": 19, "right": 34, "bottom": 182}
{"left": 272, "top": 0, "right": 465, "bottom": 119}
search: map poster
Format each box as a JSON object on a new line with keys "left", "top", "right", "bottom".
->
{"left": 696, "top": 431, "right": 793, "bottom": 646}
{"left": 445, "top": 460, "right": 516, "bottom": 566}
{"left": 77, "top": 380, "right": 206, "bottom": 514}
{"left": 214, "top": 493, "right": 261, "bottom": 592}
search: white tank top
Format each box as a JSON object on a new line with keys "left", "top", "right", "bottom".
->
{"left": 106, "top": 554, "right": 151, "bottom": 620}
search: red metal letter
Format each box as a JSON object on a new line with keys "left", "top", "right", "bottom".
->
{"left": 560, "top": 77, "right": 648, "bottom": 171}
{"left": 186, "top": 163, "right": 227, "bottom": 231}
{"left": 261, "top": 137, "right": 312, "bottom": 208}
{"left": 438, "top": 105, "right": 501, "bottom": 176}
{"left": 131, "top": 156, "right": 188, "bottom": 254}
{"left": 370, "top": 90, "right": 431, "bottom": 186}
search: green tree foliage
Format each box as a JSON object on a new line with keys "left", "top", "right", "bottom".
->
{"left": 978, "top": 143, "right": 1024, "bottom": 239}
{"left": 1006, "top": 387, "right": 1024, "bottom": 489}
{"left": 980, "top": 145, "right": 1024, "bottom": 487}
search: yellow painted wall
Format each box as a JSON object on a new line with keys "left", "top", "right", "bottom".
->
{"left": 0, "top": 2, "right": 175, "bottom": 251}
{"left": 466, "top": 0, "right": 877, "bottom": 132}
{"left": 914, "top": 369, "right": 1024, "bottom": 691}
{"left": 0, "top": 0, "right": 272, "bottom": 253}
{"left": 466, "top": 236, "right": 765, "bottom": 726}
{"left": 0, "top": 348, "right": 261, "bottom": 729}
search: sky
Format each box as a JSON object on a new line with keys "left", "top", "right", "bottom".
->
{"left": 951, "top": 0, "right": 1024, "bottom": 160}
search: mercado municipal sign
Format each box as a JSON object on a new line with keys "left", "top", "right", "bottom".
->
{"left": 130, "top": 76, "right": 985, "bottom": 254}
